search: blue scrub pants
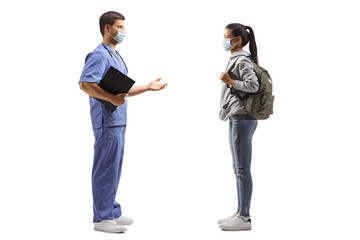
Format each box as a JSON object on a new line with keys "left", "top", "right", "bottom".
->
{"left": 92, "top": 126, "right": 126, "bottom": 223}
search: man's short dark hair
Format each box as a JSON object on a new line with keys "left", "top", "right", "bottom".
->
{"left": 99, "top": 11, "right": 125, "bottom": 36}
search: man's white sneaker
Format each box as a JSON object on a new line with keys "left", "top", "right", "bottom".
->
{"left": 219, "top": 214, "right": 251, "bottom": 231}
{"left": 94, "top": 220, "right": 127, "bottom": 233}
{"left": 218, "top": 213, "right": 237, "bottom": 224}
{"left": 113, "top": 215, "right": 133, "bottom": 225}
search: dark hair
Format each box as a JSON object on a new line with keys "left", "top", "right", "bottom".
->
{"left": 99, "top": 11, "right": 125, "bottom": 36}
{"left": 226, "top": 23, "right": 258, "bottom": 64}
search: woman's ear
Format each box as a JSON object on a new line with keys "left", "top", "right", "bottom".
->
{"left": 236, "top": 36, "right": 242, "bottom": 47}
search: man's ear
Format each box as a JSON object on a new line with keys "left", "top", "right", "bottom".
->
{"left": 105, "top": 24, "right": 110, "bottom": 33}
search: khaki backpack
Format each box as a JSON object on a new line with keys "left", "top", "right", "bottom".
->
{"left": 227, "top": 55, "right": 274, "bottom": 120}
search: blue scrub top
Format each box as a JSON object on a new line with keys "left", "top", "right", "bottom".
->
{"left": 79, "top": 44, "right": 128, "bottom": 129}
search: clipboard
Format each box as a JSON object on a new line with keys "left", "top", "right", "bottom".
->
{"left": 94, "top": 66, "right": 135, "bottom": 111}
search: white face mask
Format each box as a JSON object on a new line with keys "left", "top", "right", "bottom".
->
{"left": 222, "top": 37, "right": 237, "bottom": 51}
{"left": 109, "top": 26, "right": 126, "bottom": 43}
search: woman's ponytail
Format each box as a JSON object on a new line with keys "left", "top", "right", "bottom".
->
{"left": 245, "top": 26, "right": 258, "bottom": 64}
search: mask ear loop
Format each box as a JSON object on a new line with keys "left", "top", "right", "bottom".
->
{"left": 106, "top": 25, "right": 116, "bottom": 38}
{"left": 226, "top": 37, "right": 237, "bottom": 48}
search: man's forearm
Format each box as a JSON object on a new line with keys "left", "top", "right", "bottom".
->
{"left": 127, "top": 84, "right": 150, "bottom": 97}
{"left": 79, "top": 82, "right": 115, "bottom": 102}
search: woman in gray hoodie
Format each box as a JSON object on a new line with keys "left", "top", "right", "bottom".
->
{"left": 218, "top": 23, "right": 259, "bottom": 231}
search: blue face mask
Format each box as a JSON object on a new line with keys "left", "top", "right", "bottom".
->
{"left": 109, "top": 26, "right": 126, "bottom": 43}
{"left": 222, "top": 37, "right": 236, "bottom": 52}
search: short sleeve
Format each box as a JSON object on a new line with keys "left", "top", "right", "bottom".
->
{"left": 79, "top": 52, "right": 106, "bottom": 84}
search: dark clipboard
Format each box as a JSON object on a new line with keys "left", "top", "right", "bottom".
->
{"left": 94, "top": 66, "right": 135, "bottom": 111}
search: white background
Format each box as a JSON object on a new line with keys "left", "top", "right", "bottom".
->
{"left": 1, "top": 0, "right": 359, "bottom": 239}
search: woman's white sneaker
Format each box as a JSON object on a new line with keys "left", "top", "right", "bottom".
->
{"left": 219, "top": 214, "right": 251, "bottom": 231}
{"left": 94, "top": 220, "right": 127, "bottom": 233}
{"left": 218, "top": 213, "right": 237, "bottom": 224}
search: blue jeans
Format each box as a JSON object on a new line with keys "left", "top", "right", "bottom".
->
{"left": 229, "top": 115, "right": 257, "bottom": 217}
{"left": 92, "top": 126, "right": 126, "bottom": 222}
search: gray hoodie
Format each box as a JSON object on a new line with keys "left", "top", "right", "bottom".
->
{"left": 219, "top": 50, "right": 259, "bottom": 121}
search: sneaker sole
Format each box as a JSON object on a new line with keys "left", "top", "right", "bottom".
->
{"left": 94, "top": 227, "right": 127, "bottom": 233}
{"left": 219, "top": 226, "right": 252, "bottom": 231}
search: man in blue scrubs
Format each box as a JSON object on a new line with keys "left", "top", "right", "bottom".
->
{"left": 79, "top": 11, "right": 167, "bottom": 233}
